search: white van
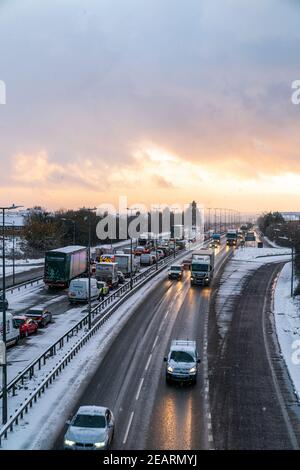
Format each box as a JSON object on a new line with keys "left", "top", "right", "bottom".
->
{"left": 0, "top": 313, "right": 20, "bottom": 347}
{"left": 68, "top": 278, "right": 99, "bottom": 304}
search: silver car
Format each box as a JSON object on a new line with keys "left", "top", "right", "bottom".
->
{"left": 164, "top": 340, "right": 201, "bottom": 385}
{"left": 64, "top": 405, "right": 115, "bottom": 450}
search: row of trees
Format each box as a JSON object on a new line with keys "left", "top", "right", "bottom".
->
{"left": 20, "top": 206, "right": 197, "bottom": 257}
{"left": 258, "top": 212, "right": 300, "bottom": 295}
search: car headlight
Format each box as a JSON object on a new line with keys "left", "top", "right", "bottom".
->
{"left": 64, "top": 439, "right": 75, "bottom": 447}
{"left": 94, "top": 441, "right": 106, "bottom": 448}
{"left": 190, "top": 277, "right": 194, "bottom": 280}
{"left": 167, "top": 366, "right": 173, "bottom": 373}
{"left": 189, "top": 367, "right": 197, "bottom": 373}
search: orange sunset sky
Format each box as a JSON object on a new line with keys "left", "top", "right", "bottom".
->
{"left": 0, "top": 0, "right": 300, "bottom": 213}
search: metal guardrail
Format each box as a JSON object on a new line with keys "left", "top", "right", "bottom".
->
{"left": 4, "top": 276, "right": 43, "bottom": 296}
{"left": 0, "top": 246, "right": 193, "bottom": 445}
{"left": 0, "top": 250, "right": 186, "bottom": 401}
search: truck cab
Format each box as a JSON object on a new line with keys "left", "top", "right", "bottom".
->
{"left": 164, "top": 340, "right": 200, "bottom": 385}
{"left": 226, "top": 230, "right": 238, "bottom": 246}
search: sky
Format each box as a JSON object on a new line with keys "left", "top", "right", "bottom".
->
{"left": 0, "top": 0, "right": 300, "bottom": 213}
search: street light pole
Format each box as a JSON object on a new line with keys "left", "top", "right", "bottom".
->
{"left": 1, "top": 208, "right": 7, "bottom": 425}
{"left": 127, "top": 208, "right": 138, "bottom": 290}
{"left": 1, "top": 203, "right": 23, "bottom": 425}
{"left": 291, "top": 243, "right": 294, "bottom": 298}
{"left": 85, "top": 208, "right": 96, "bottom": 330}
{"left": 12, "top": 221, "right": 15, "bottom": 286}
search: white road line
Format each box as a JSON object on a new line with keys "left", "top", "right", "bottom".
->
{"left": 145, "top": 354, "right": 152, "bottom": 371}
{"left": 123, "top": 411, "right": 134, "bottom": 445}
{"left": 136, "top": 377, "right": 144, "bottom": 401}
{"left": 152, "top": 335, "right": 159, "bottom": 350}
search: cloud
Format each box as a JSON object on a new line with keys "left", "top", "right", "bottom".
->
{"left": 152, "top": 175, "right": 176, "bottom": 189}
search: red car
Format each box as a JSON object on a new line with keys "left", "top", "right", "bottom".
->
{"left": 13, "top": 316, "right": 38, "bottom": 337}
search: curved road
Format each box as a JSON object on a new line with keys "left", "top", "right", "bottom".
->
{"left": 208, "top": 261, "right": 300, "bottom": 449}
{"left": 54, "top": 243, "right": 230, "bottom": 450}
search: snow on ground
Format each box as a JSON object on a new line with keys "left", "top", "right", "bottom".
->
{"left": 263, "top": 236, "right": 286, "bottom": 249}
{"left": 0, "top": 262, "right": 44, "bottom": 277}
{"left": 274, "top": 262, "right": 300, "bottom": 400}
{"left": 0, "top": 265, "right": 173, "bottom": 449}
{"left": 0, "top": 242, "right": 204, "bottom": 449}
{"left": 216, "top": 246, "right": 291, "bottom": 340}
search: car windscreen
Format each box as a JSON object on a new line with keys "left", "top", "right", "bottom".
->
{"left": 73, "top": 414, "right": 106, "bottom": 429}
{"left": 171, "top": 267, "right": 181, "bottom": 271}
{"left": 13, "top": 319, "right": 25, "bottom": 326}
{"left": 170, "top": 350, "right": 195, "bottom": 363}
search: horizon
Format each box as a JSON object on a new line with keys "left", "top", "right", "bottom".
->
{"left": 1, "top": 1, "right": 300, "bottom": 211}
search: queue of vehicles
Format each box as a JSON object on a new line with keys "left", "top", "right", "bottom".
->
{"left": 0, "top": 306, "right": 53, "bottom": 347}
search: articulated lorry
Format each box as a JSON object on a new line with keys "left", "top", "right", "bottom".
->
{"left": 226, "top": 229, "right": 238, "bottom": 246}
{"left": 190, "top": 249, "right": 215, "bottom": 286}
{"left": 44, "top": 246, "right": 88, "bottom": 288}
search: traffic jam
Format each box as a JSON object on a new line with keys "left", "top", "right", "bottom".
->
{"left": 0, "top": 233, "right": 191, "bottom": 350}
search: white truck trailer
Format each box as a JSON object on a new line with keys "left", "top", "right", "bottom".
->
{"left": 114, "top": 254, "right": 138, "bottom": 277}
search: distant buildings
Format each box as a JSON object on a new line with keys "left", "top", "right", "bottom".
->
{"left": 281, "top": 212, "right": 300, "bottom": 221}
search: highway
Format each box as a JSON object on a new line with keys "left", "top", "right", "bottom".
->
{"left": 53, "top": 242, "right": 230, "bottom": 450}
{"left": 1, "top": 265, "right": 44, "bottom": 289}
{"left": 208, "top": 260, "right": 300, "bottom": 449}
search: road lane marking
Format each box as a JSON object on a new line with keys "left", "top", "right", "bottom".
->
{"left": 123, "top": 411, "right": 134, "bottom": 445}
{"left": 152, "top": 335, "right": 159, "bottom": 350}
{"left": 136, "top": 377, "right": 144, "bottom": 401}
{"left": 145, "top": 354, "right": 152, "bottom": 371}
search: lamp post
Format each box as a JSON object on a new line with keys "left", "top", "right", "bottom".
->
{"left": 84, "top": 208, "right": 96, "bottom": 329}
{"left": 152, "top": 206, "right": 162, "bottom": 271}
{"left": 1, "top": 204, "right": 23, "bottom": 424}
{"left": 127, "top": 208, "right": 138, "bottom": 289}
{"left": 12, "top": 221, "right": 15, "bottom": 286}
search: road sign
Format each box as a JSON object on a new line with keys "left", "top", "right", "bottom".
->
{"left": 0, "top": 340, "right": 6, "bottom": 365}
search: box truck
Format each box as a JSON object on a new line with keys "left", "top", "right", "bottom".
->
{"left": 95, "top": 262, "right": 119, "bottom": 288}
{"left": 114, "top": 254, "right": 138, "bottom": 277}
{"left": 190, "top": 249, "right": 215, "bottom": 286}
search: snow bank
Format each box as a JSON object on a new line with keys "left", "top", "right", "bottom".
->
{"left": 274, "top": 262, "right": 300, "bottom": 400}
{"left": 216, "top": 247, "right": 291, "bottom": 339}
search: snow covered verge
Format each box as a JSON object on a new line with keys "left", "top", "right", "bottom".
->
{"left": 215, "top": 247, "right": 291, "bottom": 339}
{"left": 0, "top": 269, "right": 168, "bottom": 450}
{"left": 0, "top": 242, "right": 203, "bottom": 450}
{"left": 274, "top": 262, "right": 300, "bottom": 401}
